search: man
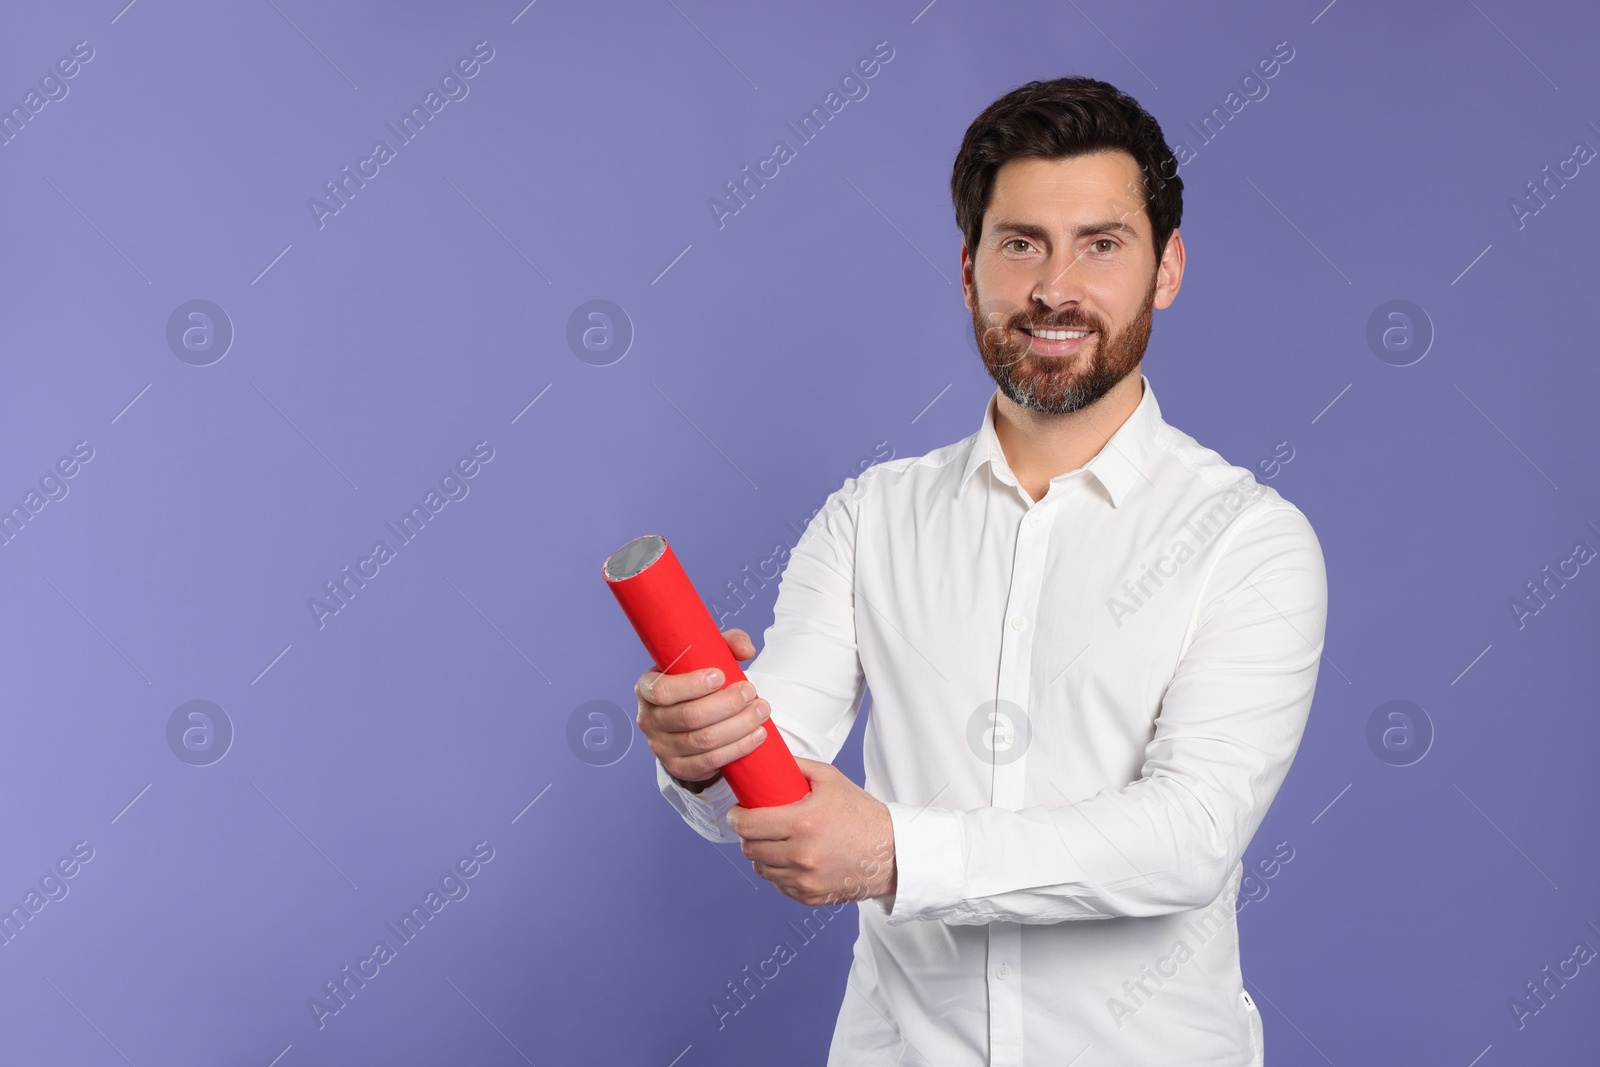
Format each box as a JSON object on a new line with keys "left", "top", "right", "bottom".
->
{"left": 635, "top": 76, "right": 1326, "bottom": 1066}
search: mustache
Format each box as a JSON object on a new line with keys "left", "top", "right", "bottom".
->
{"left": 1013, "top": 313, "right": 1099, "bottom": 331}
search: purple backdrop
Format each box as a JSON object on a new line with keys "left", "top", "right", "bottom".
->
{"left": 1, "top": 0, "right": 1597, "bottom": 1064}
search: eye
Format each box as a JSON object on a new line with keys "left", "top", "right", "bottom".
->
{"left": 1091, "top": 238, "right": 1118, "bottom": 253}
{"left": 1002, "top": 237, "right": 1035, "bottom": 253}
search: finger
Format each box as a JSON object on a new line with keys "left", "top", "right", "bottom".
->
{"left": 739, "top": 839, "right": 798, "bottom": 867}
{"left": 749, "top": 860, "right": 794, "bottom": 883}
{"left": 726, "top": 804, "right": 794, "bottom": 842}
{"left": 662, "top": 723, "right": 770, "bottom": 783}
{"left": 636, "top": 665, "right": 729, "bottom": 709}
{"left": 634, "top": 669, "right": 666, "bottom": 706}
{"left": 658, "top": 705, "right": 767, "bottom": 761}
{"left": 655, "top": 687, "right": 766, "bottom": 744}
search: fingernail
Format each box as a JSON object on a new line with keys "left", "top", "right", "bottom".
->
{"left": 740, "top": 683, "right": 755, "bottom": 701}
{"left": 752, "top": 727, "right": 767, "bottom": 743}
{"left": 757, "top": 701, "right": 769, "bottom": 720}
{"left": 706, "top": 670, "right": 723, "bottom": 689}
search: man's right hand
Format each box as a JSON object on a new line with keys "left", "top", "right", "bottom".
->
{"left": 635, "top": 627, "right": 772, "bottom": 794}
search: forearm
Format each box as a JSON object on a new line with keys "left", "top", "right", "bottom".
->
{"left": 881, "top": 773, "right": 1241, "bottom": 925}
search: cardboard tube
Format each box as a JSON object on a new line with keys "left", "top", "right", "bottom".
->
{"left": 603, "top": 534, "right": 810, "bottom": 808}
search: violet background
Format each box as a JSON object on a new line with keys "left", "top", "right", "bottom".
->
{"left": 1, "top": 1, "right": 1597, "bottom": 1064}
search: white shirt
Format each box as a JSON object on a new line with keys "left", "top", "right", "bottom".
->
{"left": 658, "top": 373, "right": 1327, "bottom": 1066}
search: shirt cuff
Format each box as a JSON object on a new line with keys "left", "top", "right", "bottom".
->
{"left": 878, "top": 801, "right": 965, "bottom": 924}
{"left": 656, "top": 758, "right": 740, "bottom": 844}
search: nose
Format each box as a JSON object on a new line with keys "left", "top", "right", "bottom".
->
{"left": 1029, "top": 248, "right": 1088, "bottom": 311}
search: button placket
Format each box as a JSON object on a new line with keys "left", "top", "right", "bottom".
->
{"left": 996, "top": 504, "right": 1045, "bottom": 812}
{"left": 987, "top": 922, "right": 1025, "bottom": 1065}
{"left": 986, "top": 507, "right": 1046, "bottom": 1067}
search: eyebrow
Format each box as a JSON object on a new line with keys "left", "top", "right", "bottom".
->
{"left": 989, "top": 218, "right": 1141, "bottom": 241}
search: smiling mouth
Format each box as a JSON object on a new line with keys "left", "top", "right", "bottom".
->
{"left": 1021, "top": 327, "right": 1093, "bottom": 340}
{"left": 1017, "top": 326, "right": 1095, "bottom": 354}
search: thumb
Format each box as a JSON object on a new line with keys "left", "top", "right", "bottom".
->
{"left": 795, "top": 757, "right": 839, "bottom": 784}
{"left": 722, "top": 628, "right": 753, "bottom": 660}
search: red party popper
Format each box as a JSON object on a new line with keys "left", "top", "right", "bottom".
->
{"left": 603, "top": 534, "right": 810, "bottom": 808}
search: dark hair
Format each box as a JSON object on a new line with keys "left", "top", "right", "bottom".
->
{"left": 951, "top": 76, "right": 1183, "bottom": 266}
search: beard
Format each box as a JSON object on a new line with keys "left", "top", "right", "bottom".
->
{"left": 969, "top": 268, "right": 1157, "bottom": 415}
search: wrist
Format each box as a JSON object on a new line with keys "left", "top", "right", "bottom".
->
{"left": 674, "top": 770, "right": 723, "bottom": 794}
{"left": 868, "top": 803, "right": 897, "bottom": 897}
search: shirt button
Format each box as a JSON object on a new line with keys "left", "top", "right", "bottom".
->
{"left": 1010, "top": 615, "right": 1027, "bottom": 631}
{"left": 996, "top": 963, "right": 1010, "bottom": 980}
{"left": 1027, "top": 513, "right": 1043, "bottom": 529}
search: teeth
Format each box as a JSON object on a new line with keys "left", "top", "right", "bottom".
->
{"left": 1027, "top": 328, "right": 1091, "bottom": 341}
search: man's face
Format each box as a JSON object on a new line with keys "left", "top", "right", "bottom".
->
{"left": 962, "top": 151, "right": 1176, "bottom": 415}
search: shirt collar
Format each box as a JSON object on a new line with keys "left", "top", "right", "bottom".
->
{"left": 957, "top": 372, "right": 1161, "bottom": 508}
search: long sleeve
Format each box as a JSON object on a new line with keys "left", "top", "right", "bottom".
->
{"left": 657, "top": 477, "right": 869, "bottom": 844}
{"left": 877, "top": 503, "right": 1328, "bottom": 926}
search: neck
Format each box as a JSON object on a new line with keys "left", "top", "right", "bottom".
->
{"left": 993, "top": 371, "right": 1144, "bottom": 503}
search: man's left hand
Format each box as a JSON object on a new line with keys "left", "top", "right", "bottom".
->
{"left": 726, "top": 758, "right": 897, "bottom": 907}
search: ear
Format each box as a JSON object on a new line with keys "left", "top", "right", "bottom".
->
{"left": 1152, "top": 228, "right": 1185, "bottom": 310}
{"left": 960, "top": 243, "right": 977, "bottom": 312}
